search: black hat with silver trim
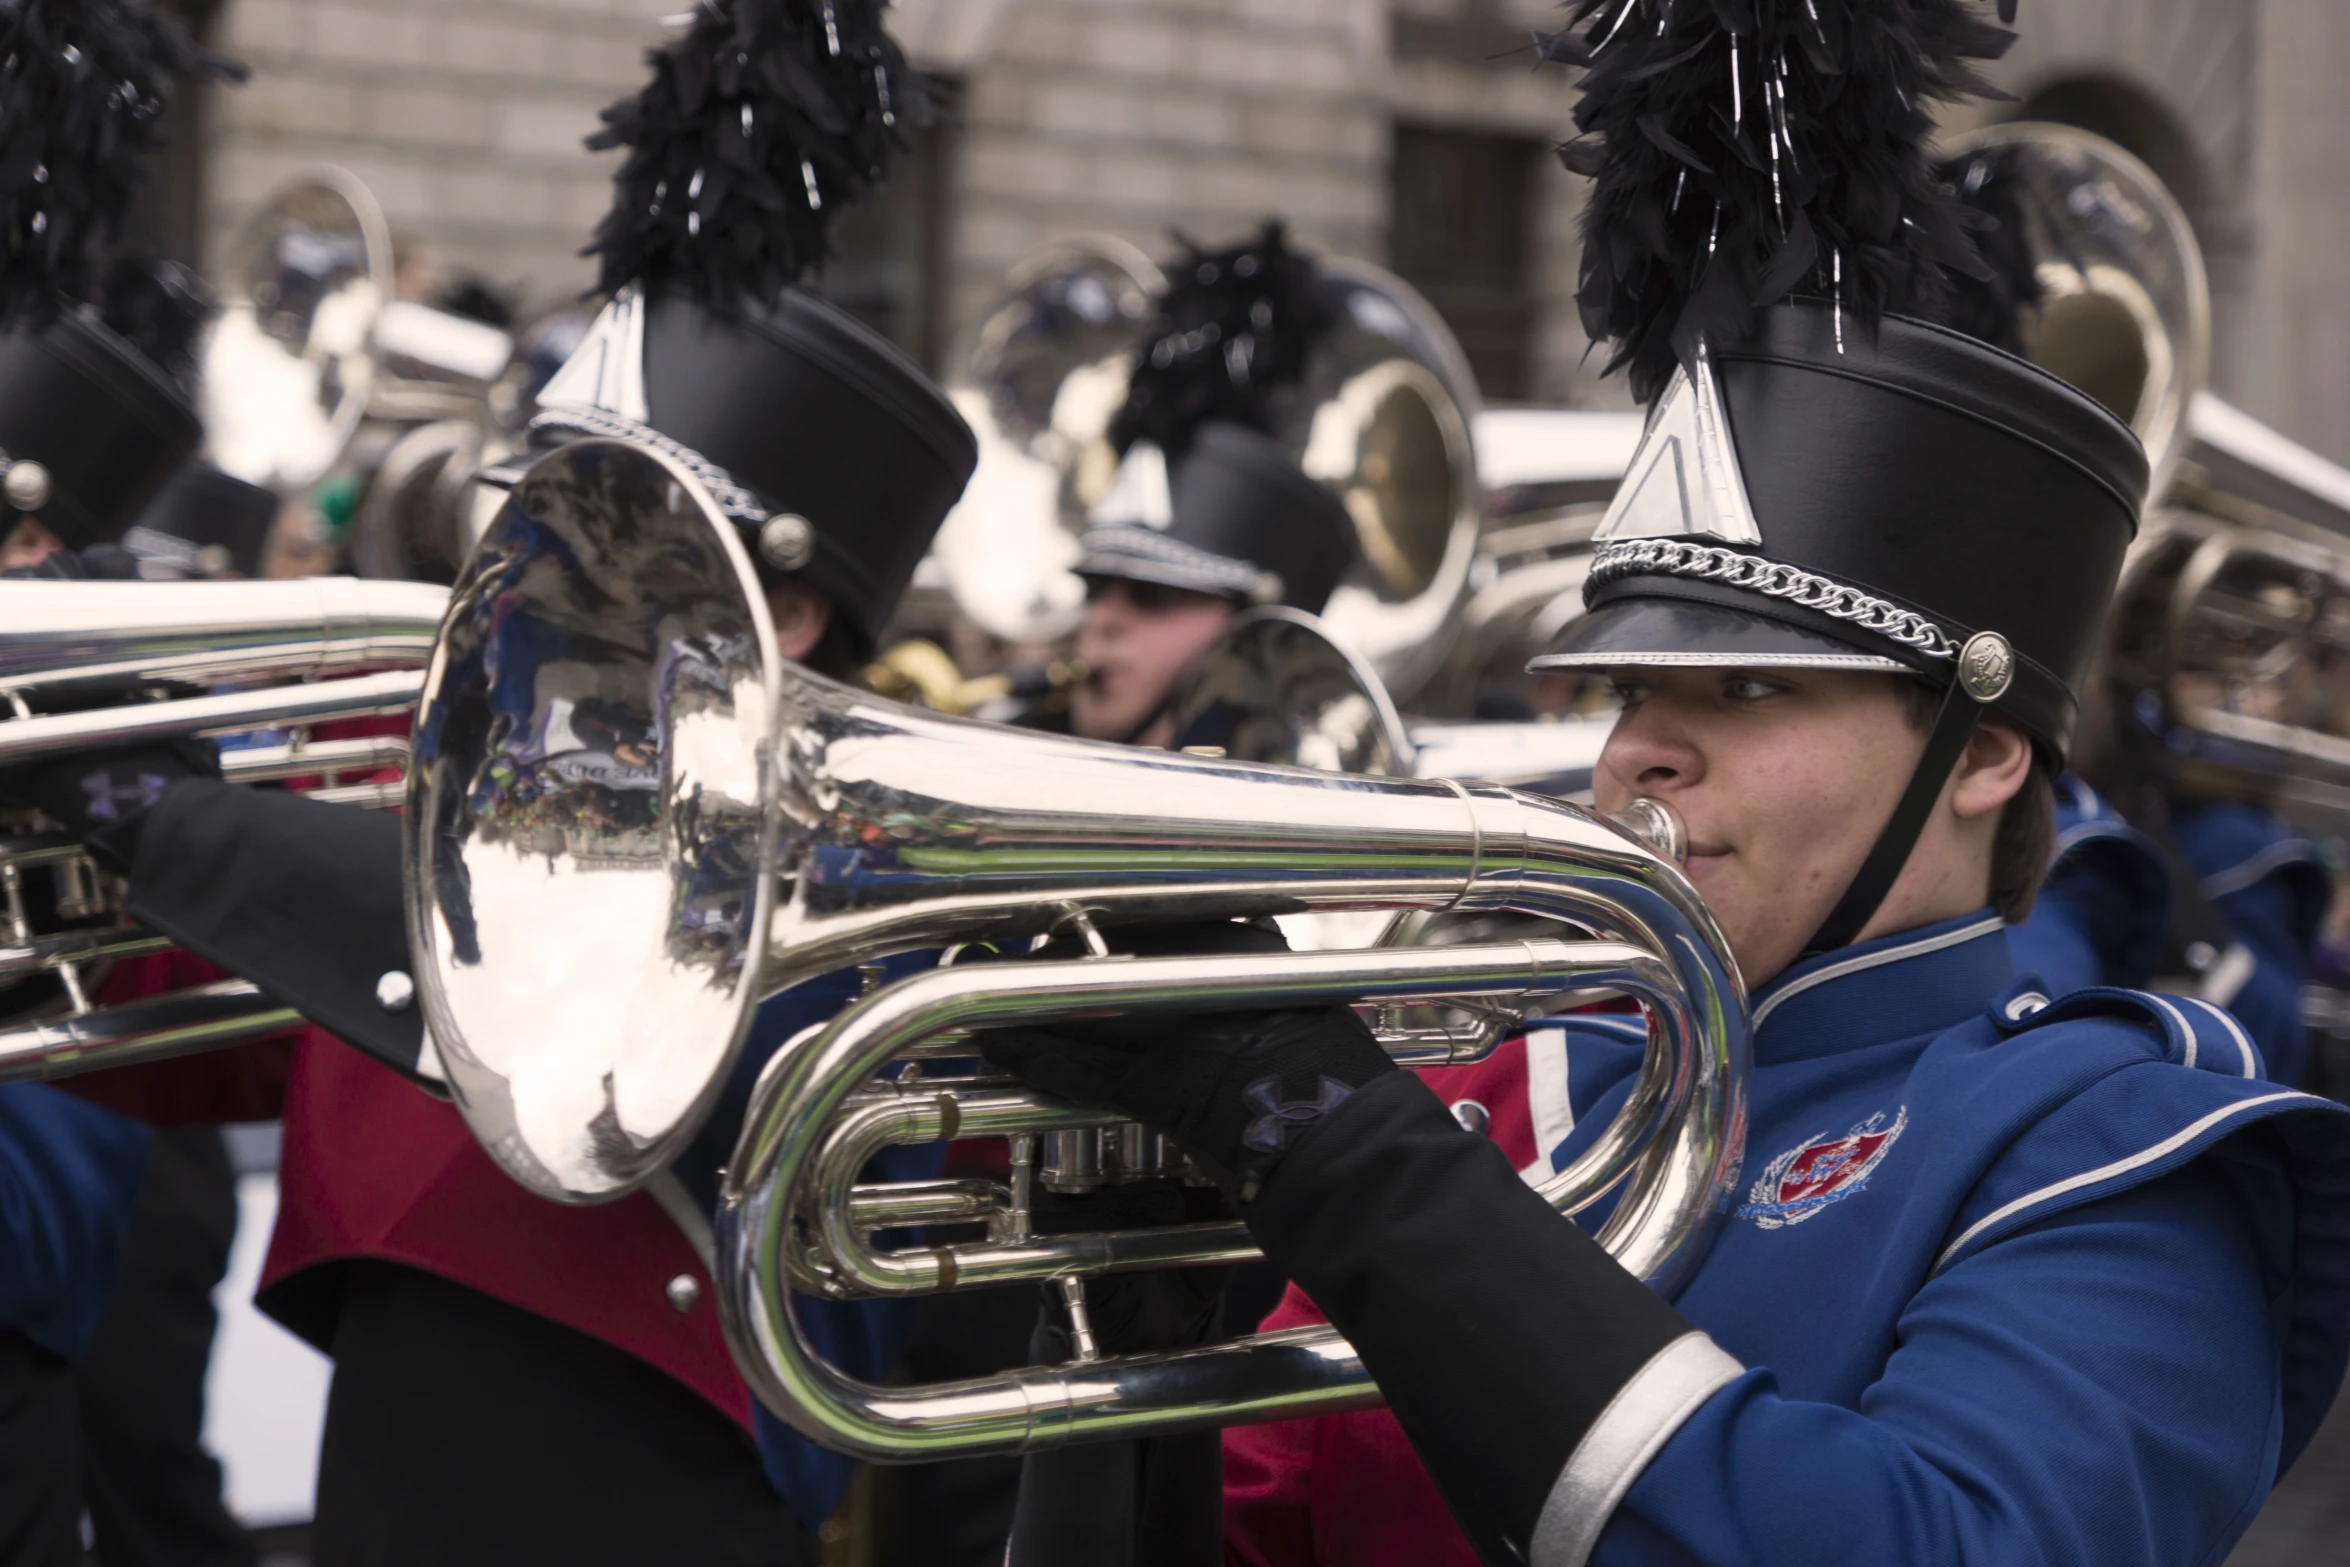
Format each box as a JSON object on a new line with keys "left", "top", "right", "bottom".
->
{"left": 0, "top": 3, "right": 239, "bottom": 549}
{"left": 1533, "top": 0, "right": 2144, "bottom": 950}
{"left": 1533, "top": 305, "right": 2146, "bottom": 755}
{"left": 1077, "top": 421, "right": 1356, "bottom": 613}
{"left": 517, "top": 0, "right": 977, "bottom": 659}
{"left": 1074, "top": 224, "right": 1358, "bottom": 614}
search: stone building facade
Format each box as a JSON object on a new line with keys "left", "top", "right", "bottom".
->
{"left": 187, "top": 0, "right": 2350, "bottom": 457}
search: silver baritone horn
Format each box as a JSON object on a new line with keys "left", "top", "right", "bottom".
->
{"left": 404, "top": 438, "right": 1749, "bottom": 1460}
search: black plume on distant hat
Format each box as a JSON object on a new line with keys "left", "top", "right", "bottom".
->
{"left": 1108, "top": 223, "right": 1332, "bottom": 463}
{"left": 535, "top": 0, "right": 973, "bottom": 659}
{"left": 584, "top": 0, "right": 931, "bottom": 311}
{"left": 0, "top": 0, "right": 239, "bottom": 548}
{"left": 1530, "top": 0, "right": 2151, "bottom": 952}
{"left": 1080, "top": 223, "right": 1357, "bottom": 615}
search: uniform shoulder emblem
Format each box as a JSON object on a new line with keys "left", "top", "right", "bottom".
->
{"left": 1735, "top": 1108, "right": 1908, "bottom": 1230}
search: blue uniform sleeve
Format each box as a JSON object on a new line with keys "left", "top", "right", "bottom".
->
{"left": 0, "top": 1083, "right": 151, "bottom": 1358}
{"left": 1594, "top": 1154, "right": 2284, "bottom": 1566}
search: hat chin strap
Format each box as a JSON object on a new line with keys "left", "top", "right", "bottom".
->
{"left": 1803, "top": 675, "right": 1988, "bottom": 955}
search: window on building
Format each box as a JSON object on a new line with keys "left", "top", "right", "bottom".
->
{"left": 120, "top": 0, "right": 221, "bottom": 267}
{"left": 814, "top": 85, "right": 957, "bottom": 375}
{"left": 1389, "top": 124, "right": 1540, "bottom": 401}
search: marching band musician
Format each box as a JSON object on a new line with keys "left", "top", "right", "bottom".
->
{"left": 1046, "top": 225, "right": 1361, "bottom": 745}
{"left": 1943, "top": 139, "right": 2336, "bottom": 1083}
{"left": 982, "top": 2, "right": 2350, "bottom": 1564}
{"left": 1, "top": 3, "right": 980, "bottom": 1563}
{"left": 0, "top": 6, "right": 268, "bottom": 1563}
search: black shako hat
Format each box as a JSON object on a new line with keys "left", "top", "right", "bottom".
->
{"left": 521, "top": 0, "right": 976, "bottom": 660}
{"left": 1077, "top": 422, "right": 1355, "bottom": 613}
{"left": 1531, "top": 301, "right": 2148, "bottom": 758}
{"left": 0, "top": 311, "right": 203, "bottom": 548}
{"left": 123, "top": 460, "right": 279, "bottom": 577}
{"left": 533, "top": 284, "right": 977, "bottom": 658}
{"left": 1075, "top": 223, "right": 1358, "bottom": 615}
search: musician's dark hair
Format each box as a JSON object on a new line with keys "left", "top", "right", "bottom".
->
{"left": 1897, "top": 677, "right": 2054, "bottom": 923}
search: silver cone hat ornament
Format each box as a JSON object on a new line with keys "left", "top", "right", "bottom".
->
{"left": 1591, "top": 340, "right": 1760, "bottom": 548}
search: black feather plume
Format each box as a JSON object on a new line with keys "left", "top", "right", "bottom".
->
{"left": 0, "top": 0, "right": 244, "bottom": 327}
{"left": 1108, "top": 222, "right": 1333, "bottom": 461}
{"left": 584, "top": 0, "right": 932, "bottom": 313}
{"left": 1544, "top": 0, "right": 2019, "bottom": 401}
{"left": 1936, "top": 143, "right": 2045, "bottom": 357}
{"left": 98, "top": 253, "right": 211, "bottom": 397}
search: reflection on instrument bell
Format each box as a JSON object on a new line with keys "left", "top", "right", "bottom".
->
{"left": 200, "top": 168, "right": 392, "bottom": 500}
{"left": 931, "top": 238, "right": 1166, "bottom": 644}
{"left": 1940, "top": 123, "right": 2208, "bottom": 500}
{"left": 401, "top": 437, "right": 1748, "bottom": 1461}
{"left": 1165, "top": 607, "right": 1411, "bottom": 776}
{"left": 199, "top": 166, "right": 523, "bottom": 585}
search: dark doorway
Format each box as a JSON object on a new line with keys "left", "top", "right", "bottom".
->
{"left": 1389, "top": 124, "right": 1541, "bottom": 401}
{"left": 119, "top": 0, "right": 224, "bottom": 268}
{"left": 815, "top": 82, "right": 959, "bottom": 375}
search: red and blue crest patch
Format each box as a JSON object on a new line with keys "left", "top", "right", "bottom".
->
{"left": 1736, "top": 1108, "right": 1908, "bottom": 1230}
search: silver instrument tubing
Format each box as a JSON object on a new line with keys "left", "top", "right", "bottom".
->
{"left": 0, "top": 578, "right": 448, "bottom": 691}
{"left": 0, "top": 577, "right": 445, "bottom": 765}
{"left": 0, "top": 979, "right": 300, "bottom": 1084}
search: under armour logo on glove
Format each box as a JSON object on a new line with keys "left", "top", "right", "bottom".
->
{"left": 81, "top": 770, "right": 171, "bottom": 822}
{"left": 1242, "top": 1076, "right": 1356, "bottom": 1154}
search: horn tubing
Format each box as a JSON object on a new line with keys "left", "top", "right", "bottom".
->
{"left": 792, "top": 940, "right": 1677, "bottom": 1303}
{"left": 0, "top": 669, "right": 424, "bottom": 766}
{"left": 718, "top": 891, "right": 1742, "bottom": 1460}
{"left": 0, "top": 979, "right": 300, "bottom": 1084}
{"left": 0, "top": 579, "right": 448, "bottom": 692}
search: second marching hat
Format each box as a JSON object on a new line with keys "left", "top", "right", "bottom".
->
{"left": 1076, "top": 224, "right": 1358, "bottom": 615}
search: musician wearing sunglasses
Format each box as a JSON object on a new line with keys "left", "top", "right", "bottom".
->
{"left": 1051, "top": 226, "right": 1361, "bottom": 747}
{"left": 979, "top": 8, "right": 2350, "bottom": 1566}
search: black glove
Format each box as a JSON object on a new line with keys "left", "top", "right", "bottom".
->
{"left": 0, "top": 737, "right": 220, "bottom": 868}
{"left": 977, "top": 920, "right": 1397, "bottom": 1202}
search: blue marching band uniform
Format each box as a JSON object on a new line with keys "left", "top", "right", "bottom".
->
{"left": 1532, "top": 916, "right": 2350, "bottom": 1563}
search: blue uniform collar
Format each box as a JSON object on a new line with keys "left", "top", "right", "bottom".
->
{"left": 1748, "top": 910, "right": 2012, "bottom": 1064}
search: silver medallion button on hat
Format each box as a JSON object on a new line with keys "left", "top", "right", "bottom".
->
{"left": 758, "top": 513, "right": 815, "bottom": 572}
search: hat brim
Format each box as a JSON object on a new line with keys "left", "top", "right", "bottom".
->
{"left": 1075, "top": 525, "right": 1263, "bottom": 601}
{"left": 1527, "top": 596, "right": 1910, "bottom": 675}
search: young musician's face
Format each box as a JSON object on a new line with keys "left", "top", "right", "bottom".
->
{"left": 1070, "top": 577, "right": 1237, "bottom": 745}
{"left": 1590, "top": 665, "right": 2025, "bottom": 987}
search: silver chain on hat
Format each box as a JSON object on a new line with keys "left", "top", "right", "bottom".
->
{"left": 529, "top": 406, "right": 770, "bottom": 525}
{"left": 1589, "top": 538, "right": 1956, "bottom": 660}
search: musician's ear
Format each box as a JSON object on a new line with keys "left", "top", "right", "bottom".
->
{"left": 1950, "top": 716, "right": 2032, "bottom": 823}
